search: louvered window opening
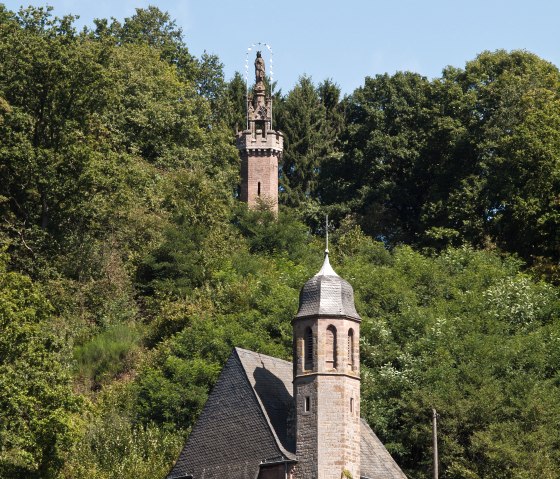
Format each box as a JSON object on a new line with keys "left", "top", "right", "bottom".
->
{"left": 326, "top": 325, "right": 337, "bottom": 369}
{"left": 348, "top": 329, "right": 355, "bottom": 370}
{"left": 304, "top": 328, "right": 313, "bottom": 370}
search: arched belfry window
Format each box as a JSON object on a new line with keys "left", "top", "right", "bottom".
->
{"left": 326, "top": 325, "right": 337, "bottom": 369}
{"left": 304, "top": 327, "right": 313, "bottom": 370}
{"left": 348, "top": 329, "right": 355, "bottom": 370}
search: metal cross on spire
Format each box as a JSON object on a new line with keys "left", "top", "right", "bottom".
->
{"left": 325, "top": 214, "right": 329, "bottom": 256}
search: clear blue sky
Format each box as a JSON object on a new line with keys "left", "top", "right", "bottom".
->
{"left": 2, "top": 0, "right": 559, "bottom": 94}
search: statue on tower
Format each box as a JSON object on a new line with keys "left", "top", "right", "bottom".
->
{"left": 255, "top": 51, "right": 265, "bottom": 84}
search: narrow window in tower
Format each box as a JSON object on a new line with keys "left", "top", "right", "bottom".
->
{"left": 304, "top": 327, "right": 313, "bottom": 370}
{"left": 326, "top": 325, "right": 337, "bottom": 369}
{"left": 257, "top": 182, "right": 261, "bottom": 196}
{"left": 304, "top": 396, "right": 310, "bottom": 412}
{"left": 348, "top": 329, "right": 355, "bottom": 370}
{"left": 350, "top": 397, "right": 354, "bottom": 413}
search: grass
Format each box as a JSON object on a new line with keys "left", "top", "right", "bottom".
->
{"left": 74, "top": 322, "right": 143, "bottom": 389}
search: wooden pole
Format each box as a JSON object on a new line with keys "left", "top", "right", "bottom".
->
{"left": 432, "top": 408, "right": 439, "bottom": 479}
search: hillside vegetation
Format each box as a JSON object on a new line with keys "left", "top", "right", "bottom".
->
{"left": 1, "top": 5, "right": 560, "bottom": 479}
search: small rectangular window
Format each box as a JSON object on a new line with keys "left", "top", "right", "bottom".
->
{"left": 304, "top": 396, "right": 310, "bottom": 412}
{"left": 350, "top": 397, "right": 354, "bottom": 413}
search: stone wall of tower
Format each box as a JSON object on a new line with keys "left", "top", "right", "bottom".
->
{"left": 293, "top": 316, "right": 361, "bottom": 479}
{"left": 238, "top": 130, "right": 283, "bottom": 213}
{"left": 316, "top": 375, "right": 360, "bottom": 478}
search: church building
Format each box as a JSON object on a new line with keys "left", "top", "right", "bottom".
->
{"left": 165, "top": 53, "right": 408, "bottom": 479}
{"left": 166, "top": 250, "right": 407, "bottom": 479}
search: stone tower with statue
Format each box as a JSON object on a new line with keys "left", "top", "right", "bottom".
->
{"left": 167, "top": 55, "right": 408, "bottom": 479}
{"left": 237, "top": 51, "right": 283, "bottom": 213}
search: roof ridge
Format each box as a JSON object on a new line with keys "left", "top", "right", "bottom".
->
{"left": 234, "top": 347, "right": 292, "bottom": 367}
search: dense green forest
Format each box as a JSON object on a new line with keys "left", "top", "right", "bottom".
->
{"left": 1, "top": 5, "right": 560, "bottom": 479}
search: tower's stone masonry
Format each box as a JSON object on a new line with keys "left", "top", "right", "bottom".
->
{"left": 237, "top": 51, "right": 283, "bottom": 213}
{"left": 292, "top": 255, "right": 361, "bottom": 479}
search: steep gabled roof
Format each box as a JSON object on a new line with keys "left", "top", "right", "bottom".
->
{"left": 167, "top": 349, "right": 292, "bottom": 479}
{"left": 167, "top": 348, "right": 407, "bottom": 479}
{"left": 236, "top": 348, "right": 296, "bottom": 456}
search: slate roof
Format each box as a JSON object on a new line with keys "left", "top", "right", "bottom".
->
{"left": 296, "top": 253, "right": 361, "bottom": 320}
{"left": 167, "top": 348, "right": 407, "bottom": 479}
{"left": 361, "top": 418, "right": 408, "bottom": 479}
{"left": 167, "top": 349, "right": 291, "bottom": 479}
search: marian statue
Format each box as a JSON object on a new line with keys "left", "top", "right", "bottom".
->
{"left": 255, "top": 51, "right": 265, "bottom": 83}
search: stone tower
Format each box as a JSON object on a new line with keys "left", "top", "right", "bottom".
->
{"left": 292, "top": 251, "right": 361, "bottom": 479}
{"left": 236, "top": 51, "right": 283, "bottom": 213}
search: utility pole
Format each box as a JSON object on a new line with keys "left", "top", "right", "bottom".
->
{"left": 432, "top": 408, "right": 439, "bottom": 479}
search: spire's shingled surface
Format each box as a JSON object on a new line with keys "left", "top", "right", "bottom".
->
{"left": 295, "top": 253, "right": 361, "bottom": 320}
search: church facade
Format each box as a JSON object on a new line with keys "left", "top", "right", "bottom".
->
{"left": 166, "top": 250, "right": 408, "bottom": 479}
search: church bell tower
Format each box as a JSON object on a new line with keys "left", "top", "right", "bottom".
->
{"left": 292, "top": 249, "right": 361, "bottom": 479}
{"left": 237, "top": 51, "right": 283, "bottom": 213}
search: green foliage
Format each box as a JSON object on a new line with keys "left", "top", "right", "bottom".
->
{"left": 276, "top": 76, "right": 339, "bottom": 207}
{"left": 0, "top": 255, "right": 80, "bottom": 478}
{"left": 92, "top": 6, "right": 196, "bottom": 82}
{"left": 133, "top": 236, "right": 312, "bottom": 430}
{"left": 320, "top": 70, "right": 443, "bottom": 243}
{"left": 0, "top": 4, "right": 237, "bottom": 276}
{"left": 74, "top": 323, "right": 143, "bottom": 388}
{"left": 136, "top": 168, "right": 236, "bottom": 297}
{"left": 233, "top": 204, "right": 311, "bottom": 259}
{"left": 339, "top": 241, "right": 560, "bottom": 478}
{"left": 1, "top": 4, "right": 560, "bottom": 478}
{"left": 137, "top": 222, "right": 211, "bottom": 296}
{"left": 323, "top": 50, "right": 560, "bottom": 267}
{"left": 62, "top": 412, "right": 183, "bottom": 479}
{"left": 225, "top": 71, "right": 248, "bottom": 132}
{"left": 0, "top": 5, "right": 238, "bottom": 476}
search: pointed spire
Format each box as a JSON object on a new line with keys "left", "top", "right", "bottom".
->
{"left": 315, "top": 214, "right": 338, "bottom": 277}
{"left": 315, "top": 251, "right": 338, "bottom": 277}
{"left": 296, "top": 214, "right": 360, "bottom": 320}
